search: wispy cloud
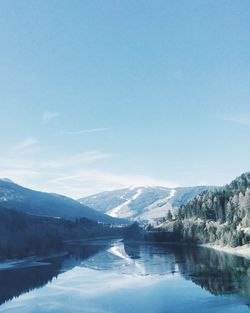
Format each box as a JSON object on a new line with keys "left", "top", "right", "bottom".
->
{"left": 41, "top": 151, "right": 111, "bottom": 169}
{"left": 13, "top": 137, "right": 38, "bottom": 152}
{"left": 47, "top": 170, "right": 178, "bottom": 198}
{"left": 0, "top": 146, "right": 178, "bottom": 198}
{"left": 42, "top": 111, "right": 60, "bottom": 123}
{"left": 58, "top": 128, "right": 111, "bottom": 136}
{"left": 219, "top": 113, "right": 250, "bottom": 126}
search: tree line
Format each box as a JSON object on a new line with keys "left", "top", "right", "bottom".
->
{"left": 0, "top": 207, "right": 124, "bottom": 259}
{"left": 173, "top": 172, "right": 250, "bottom": 247}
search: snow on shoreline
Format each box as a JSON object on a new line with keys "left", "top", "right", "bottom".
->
{"left": 201, "top": 243, "right": 250, "bottom": 259}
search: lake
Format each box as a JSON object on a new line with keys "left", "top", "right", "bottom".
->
{"left": 0, "top": 239, "right": 249, "bottom": 313}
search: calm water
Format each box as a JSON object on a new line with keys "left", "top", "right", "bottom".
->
{"left": 0, "top": 240, "right": 249, "bottom": 313}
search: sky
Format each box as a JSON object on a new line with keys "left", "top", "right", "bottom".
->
{"left": 0, "top": 0, "right": 250, "bottom": 198}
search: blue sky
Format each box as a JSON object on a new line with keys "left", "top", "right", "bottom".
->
{"left": 0, "top": 0, "right": 250, "bottom": 198}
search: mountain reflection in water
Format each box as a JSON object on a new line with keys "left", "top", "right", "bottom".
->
{"left": 0, "top": 241, "right": 109, "bottom": 306}
{"left": 0, "top": 240, "right": 249, "bottom": 313}
{"left": 124, "top": 242, "right": 250, "bottom": 299}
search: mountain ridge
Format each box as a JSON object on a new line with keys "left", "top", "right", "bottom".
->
{"left": 78, "top": 185, "right": 217, "bottom": 222}
{"left": 0, "top": 179, "right": 125, "bottom": 224}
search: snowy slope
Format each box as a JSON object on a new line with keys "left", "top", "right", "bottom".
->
{"left": 78, "top": 185, "right": 216, "bottom": 222}
{"left": 107, "top": 188, "right": 143, "bottom": 218}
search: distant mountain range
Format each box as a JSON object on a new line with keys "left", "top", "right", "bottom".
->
{"left": 0, "top": 179, "right": 125, "bottom": 224}
{"left": 78, "top": 185, "right": 216, "bottom": 222}
{"left": 0, "top": 178, "right": 219, "bottom": 225}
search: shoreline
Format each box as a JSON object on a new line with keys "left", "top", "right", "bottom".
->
{"left": 123, "top": 238, "right": 250, "bottom": 260}
{"left": 200, "top": 243, "right": 250, "bottom": 259}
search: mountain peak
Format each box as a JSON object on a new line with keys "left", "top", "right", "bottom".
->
{"left": 0, "top": 178, "right": 15, "bottom": 184}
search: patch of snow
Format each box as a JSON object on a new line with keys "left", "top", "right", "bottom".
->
{"left": 107, "top": 188, "right": 177, "bottom": 221}
{"left": 107, "top": 188, "right": 143, "bottom": 218}
{"left": 155, "top": 221, "right": 175, "bottom": 232}
{"left": 242, "top": 227, "right": 250, "bottom": 235}
{"left": 138, "top": 189, "right": 176, "bottom": 222}
{"left": 201, "top": 243, "right": 250, "bottom": 259}
{"left": 128, "top": 186, "right": 139, "bottom": 191}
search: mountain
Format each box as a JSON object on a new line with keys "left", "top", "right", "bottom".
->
{"left": 0, "top": 206, "right": 124, "bottom": 259}
{"left": 0, "top": 179, "right": 124, "bottom": 224}
{"left": 175, "top": 172, "right": 250, "bottom": 247}
{"left": 78, "top": 185, "right": 216, "bottom": 222}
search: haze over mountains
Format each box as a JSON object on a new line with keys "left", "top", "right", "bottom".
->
{"left": 78, "top": 186, "right": 217, "bottom": 222}
{"left": 0, "top": 179, "right": 124, "bottom": 224}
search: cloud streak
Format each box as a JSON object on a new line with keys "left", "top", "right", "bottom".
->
{"left": 46, "top": 170, "right": 178, "bottom": 198}
{"left": 219, "top": 113, "right": 250, "bottom": 126}
{"left": 0, "top": 147, "right": 178, "bottom": 198}
{"left": 13, "top": 137, "right": 38, "bottom": 152}
{"left": 58, "top": 128, "right": 111, "bottom": 136}
{"left": 41, "top": 151, "right": 111, "bottom": 169}
{"left": 42, "top": 111, "right": 60, "bottom": 123}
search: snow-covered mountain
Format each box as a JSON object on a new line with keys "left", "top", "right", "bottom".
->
{"left": 0, "top": 179, "right": 125, "bottom": 224}
{"left": 78, "top": 185, "right": 217, "bottom": 222}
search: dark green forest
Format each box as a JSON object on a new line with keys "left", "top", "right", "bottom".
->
{"left": 174, "top": 172, "right": 250, "bottom": 247}
{"left": 0, "top": 207, "right": 124, "bottom": 259}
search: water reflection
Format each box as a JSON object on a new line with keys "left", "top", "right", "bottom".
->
{"left": 0, "top": 240, "right": 109, "bottom": 306}
{"left": 172, "top": 244, "right": 250, "bottom": 299}
{"left": 0, "top": 240, "right": 249, "bottom": 312}
{"left": 124, "top": 242, "right": 250, "bottom": 299}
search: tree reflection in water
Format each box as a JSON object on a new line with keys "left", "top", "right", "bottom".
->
{"left": 124, "top": 242, "right": 250, "bottom": 300}
{"left": 0, "top": 240, "right": 249, "bottom": 308}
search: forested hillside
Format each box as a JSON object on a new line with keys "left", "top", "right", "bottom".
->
{"left": 175, "top": 172, "right": 250, "bottom": 247}
{"left": 0, "top": 179, "right": 124, "bottom": 224}
{"left": 0, "top": 207, "right": 124, "bottom": 259}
